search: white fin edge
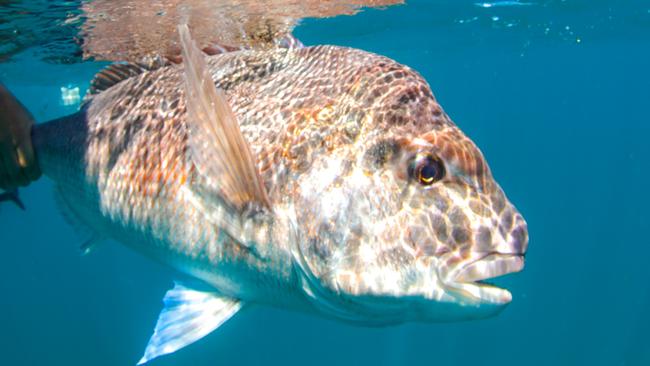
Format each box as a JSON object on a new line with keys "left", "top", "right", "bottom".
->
{"left": 178, "top": 24, "right": 271, "bottom": 211}
{"left": 137, "top": 283, "right": 242, "bottom": 365}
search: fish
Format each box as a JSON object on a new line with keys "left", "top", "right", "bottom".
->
{"left": 28, "top": 25, "right": 528, "bottom": 364}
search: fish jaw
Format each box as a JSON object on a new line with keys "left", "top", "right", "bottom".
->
{"left": 292, "top": 249, "right": 523, "bottom": 324}
{"left": 443, "top": 253, "right": 525, "bottom": 306}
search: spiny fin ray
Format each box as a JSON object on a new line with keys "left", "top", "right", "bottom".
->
{"left": 178, "top": 24, "right": 271, "bottom": 211}
{"left": 86, "top": 56, "right": 170, "bottom": 99}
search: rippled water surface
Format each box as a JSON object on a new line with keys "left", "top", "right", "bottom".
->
{"left": 1, "top": 1, "right": 649, "bottom": 365}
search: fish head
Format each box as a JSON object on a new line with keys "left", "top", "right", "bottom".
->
{"left": 291, "top": 65, "right": 528, "bottom": 324}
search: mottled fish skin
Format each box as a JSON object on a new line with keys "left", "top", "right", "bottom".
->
{"left": 34, "top": 44, "right": 528, "bottom": 323}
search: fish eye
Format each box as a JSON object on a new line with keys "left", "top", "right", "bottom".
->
{"left": 409, "top": 154, "right": 445, "bottom": 186}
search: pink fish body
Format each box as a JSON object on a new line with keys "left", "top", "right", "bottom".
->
{"left": 31, "top": 26, "right": 528, "bottom": 364}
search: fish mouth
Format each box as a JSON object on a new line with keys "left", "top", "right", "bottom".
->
{"left": 445, "top": 253, "right": 525, "bottom": 305}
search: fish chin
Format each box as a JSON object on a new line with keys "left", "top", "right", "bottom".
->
{"left": 446, "top": 281, "right": 513, "bottom": 305}
{"left": 445, "top": 254, "right": 525, "bottom": 305}
{"left": 293, "top": 250, "right": 523, "bottom": 323}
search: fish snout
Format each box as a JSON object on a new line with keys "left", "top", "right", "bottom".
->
{"left": 510, "top": 216, "right": 528, "bottom": 256}
{"left": 437, "top": 204, "right": 528, "bottom": 306}
{"left": 501, "top": 211, "right": 528, "bottom": 257}
{"left": 490, "top": 203, "right": 529, "bottom": 258}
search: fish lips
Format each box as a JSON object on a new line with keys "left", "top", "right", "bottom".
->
{"left": 445, "top": 253, "right": 526, "bottom": 306}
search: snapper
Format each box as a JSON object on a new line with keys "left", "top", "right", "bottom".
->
{"left": 20, "top": 25, "right": 528, "bottom": 364}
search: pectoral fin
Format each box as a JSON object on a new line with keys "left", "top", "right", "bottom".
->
{"left": 178, "top": 24, "right": 271, "bottom": 212}
{"left": 0, "top": 189, "right": 24, "bottom": 210}
{"left": 137, "top": 282, "right": 242, "bottom": 365}
{"left": 79, "top": 236, "right": 102, "bottom": 256}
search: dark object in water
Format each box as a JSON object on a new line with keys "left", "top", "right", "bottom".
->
{"left": 0, "top": 189, "right": 25, "bottom": 210}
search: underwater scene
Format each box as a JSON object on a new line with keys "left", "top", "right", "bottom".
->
{"left": 0, "top": 0, "right": 649, "bottom": 365}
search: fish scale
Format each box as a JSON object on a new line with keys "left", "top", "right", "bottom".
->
{"left": 29, "top": 28, "right": 527, "bottom": 364}
{"left": 33, "top": 45, "right": 411, "bottom": 306}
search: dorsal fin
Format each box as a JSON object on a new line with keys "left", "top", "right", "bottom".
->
{"left": 85, "top": 55, "right": 170, "bottom": 99}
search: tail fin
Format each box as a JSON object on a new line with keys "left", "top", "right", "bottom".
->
{"left": 0, "top": 189, "right": 25, "bottom": 210}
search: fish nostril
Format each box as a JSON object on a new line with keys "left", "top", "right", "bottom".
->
{"left": 510, "top": 224, "right": 528, "bottom": 255}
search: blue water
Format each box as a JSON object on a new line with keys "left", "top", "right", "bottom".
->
{"left": 1, "top": 1, "right": 649, "bottom": 365}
